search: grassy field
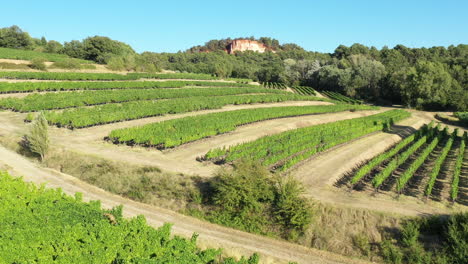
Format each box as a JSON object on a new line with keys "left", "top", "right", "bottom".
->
{"left": 0, "top": 47, "right": 91, "bottom": 63}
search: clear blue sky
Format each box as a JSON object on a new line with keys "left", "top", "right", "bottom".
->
{"left": 1, "top": 0, "right": 467, "bottom": 53}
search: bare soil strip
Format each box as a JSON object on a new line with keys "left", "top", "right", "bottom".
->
{"left": 0, "top": 145, "right": 369, "bottom": 264}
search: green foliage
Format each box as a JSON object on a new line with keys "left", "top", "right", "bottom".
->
{"left": 446, "top": 212, "right": 468, "bottom": 263}
{"left": 0, "top": 71, "right": 247, "bottom": 81}
{"left": 380, "top": 212, "right": 468, "bottom": 264}
{"left": 109, "top": 104, "right": 374, "bottom": 149}
{"left": 0, "top": 87, "right": 289, "bottom": 112}
{"left": 24, "top": 112, "right": 49, "bottom": 161}
{"left": 0, "top": 171, "right": 257, "bottom": 263}
{"left": 212, "top": 160, "right": 275, "bottom": 214}
{"left": 371, "top": 129, "right": 432, "bottom": 188}
{"left": 0, "top": 47, "right": 90, "bottom": 63}
{"left": 273, "top": 176, "right": 312, "bottom": 234}
{"left": 451, "top": 138, "right": 466, "bottom": 201}
{"left": 350, "top": 131, "right": 418, "bottom": 185}
{"left": 401, "top": 221, "right": 420, "bottom": 247}
{"left": 321, "top": 90, "right": 362, "bottom": 104}
{"left": 0, "top": 79, "right": 255, "bottom": 93}
{"left": 0, "top": 25, "right": 33, "bottom": 49}
{"left": 206, "top": 110, "right": 409, "bottom": 172}
{"left": 426, "top": 133, "right": 455, "bottom": 196}
{"left": 198, "top": 160, "right": 312, "bottom": 237}
{"left": 29, "top": 58, "right": 47, "bottom": 71}
{"left": 396, "top": 134, "right": 440, "bottom": 192}
{"left": 290, "top": 85, "right": 316, "bottom": 95}
{"left": 29, "top": 94, "right": 322, "bottom": 128}
{"left": 454, "top": 112, "right": 468, "bottom": 126}
{"left": 380, "top": 240, "right": 403, "bottom": 264}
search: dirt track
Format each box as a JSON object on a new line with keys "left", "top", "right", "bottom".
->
{"left": 0, "top": 145, "right": 369, "bottom": 264}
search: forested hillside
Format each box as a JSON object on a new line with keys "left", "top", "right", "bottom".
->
{"left": 151, "top": 42, "right": 467, "bottom": 111}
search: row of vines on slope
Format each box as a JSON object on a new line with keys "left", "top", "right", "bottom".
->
{"left": 0, "top": 80, "right": 257, "bottom": 93}
{"left": 0, "top": 171, "right": 258, "bottom": 264}
{"left": 0, "top": 71, "right": 250, "bottom": 81}
{"left": 27, "top": 94, "right": 323, "bottom": 128}
{"left": 345, "top": 122, "right": 468, "bottom": 204}
{"left": 0, "top": 87, "right": 295, "bottom": 112}
{"left": 203, "top": 109, "right": 410, "bottom": 172}
{"left": 108, "top": 104, "right": 378, "bottom": 149}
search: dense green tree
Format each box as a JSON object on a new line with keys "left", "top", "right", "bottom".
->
{"left": 401, "top": 61, "right": 454, "bottom": 109}
{"left": 45, "top": 40, "right": 63, "bottom": 53}
{"left": 82, "top": 36, "right": 135, "bottom": 64}
{"left": 0, "top": 25, "right": 33, "bottom": 49}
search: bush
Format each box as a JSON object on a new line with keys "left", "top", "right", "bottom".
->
{"left": 24, "top": 112, "right": 49, "bottom": 161}
{"left": 211, "top": 159, "right": 275, "bottom": 213}
{"left": 401, "top": 221, "right": 420, "bottom": 247}
{"left": 196, "top": 160, "right": 312, "bottom": 238}
{"left": 274, "top": 176, "right": 312, "bottom": 233}
{"left": 50, "top": 58, "right": 82, "bottom": 69}
{"left": 29, "top": 58, "right": 47, "bottom": 71}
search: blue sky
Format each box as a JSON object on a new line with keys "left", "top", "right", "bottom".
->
{"left": 1, "top": 0, "right": 467, "bottom": 53}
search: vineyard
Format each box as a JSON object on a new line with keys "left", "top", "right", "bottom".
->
{"left": 260, "top": 82, "right": 287, "bottom": 90}
{"left": 343, "top": 122, "right": 468, "bottom": 204}
{"left": 204, "top": 109, "right": 410, "bottom": 172}
{"left": 0, "top": 71, "right": 239, "bottom": 81}
{"left": 321, "top": 91, "right": 362, "bottom": 105}
{"left": 290, "top": 86, "right": 316, "bottom": 96}
{"left": 28, "top": 94, "right": 326, "bottom": 128}
{"left": 108, "top": 104, "right": 377, "bottom": 149}
{"left": 0, "top": 80, "right": 256, "bottom": 93}
{"left": 0, "top": 87, "right": 289, "bottom": 111}
{"left": 0, "top": 171, "right": 258, "bottom": 263}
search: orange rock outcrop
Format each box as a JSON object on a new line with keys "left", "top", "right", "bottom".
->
{"left": 226, "top": 40, "right": 267, "bottom": 54}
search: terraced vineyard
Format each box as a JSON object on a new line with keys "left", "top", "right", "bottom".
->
{"left": 0, "top": 71, "right": 239, "bottom": 81}
{"left": 204, "top": 109, "right": 410, "bottom": 171}
{"left": 260, "top": 82, "right": 287, "bottom": 90}
{"left": 321, "top": 91, "right": 362, "bottom": 104}
{"left": 0, "top": 171, "right": 257, "bottom": 264}
{"left": 343, "top": 123, "right": 468, "bottom": 204}
{"left": 27, "top": 94, "right": 328, "bottom": 128}
{"left": 0, "top": 87, "right": 290, "bottom": 111}
{"left": 0, "top": 80, "right": 256, "bottom": 93}
{"left": 290, "top": 86, "right": 316, "bottom": 95}
{"left": 108, "top": 104, "right": 377, "bottom": 149}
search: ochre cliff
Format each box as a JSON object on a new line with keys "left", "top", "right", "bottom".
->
{"left": 226, "top": 40, "right": 267, "bottom": 54}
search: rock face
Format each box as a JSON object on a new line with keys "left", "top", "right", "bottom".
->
{"left": 226, "top": 40, "right": 267, "bottom": 54}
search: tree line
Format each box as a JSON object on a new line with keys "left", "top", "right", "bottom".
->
{"left": 1, "top": 25, "right": 466, "bottom": 111}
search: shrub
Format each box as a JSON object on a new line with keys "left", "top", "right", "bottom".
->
{"left": 50, "top": 58, "right": 82, "bottom": 69}
{"left": 274, "top": 176, "right": 312, "bottom": 233}
{"left": 380, "top": 240, "right": 403, "bottom": 264}
{"left": 211, "top": 159, "right": 275, "bottom": 213}
{"left": 24, "top": 112, "right": 49, "bottom": 161}
{"left": 29, "top": 58, "right": 47, "bottom": 71}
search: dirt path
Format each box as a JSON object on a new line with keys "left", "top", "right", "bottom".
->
{"left": 292, "top": 112, "right": 468, "bottom": 216}
{"left": 0, "top": 145, "right": 369, "bottom": 264}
